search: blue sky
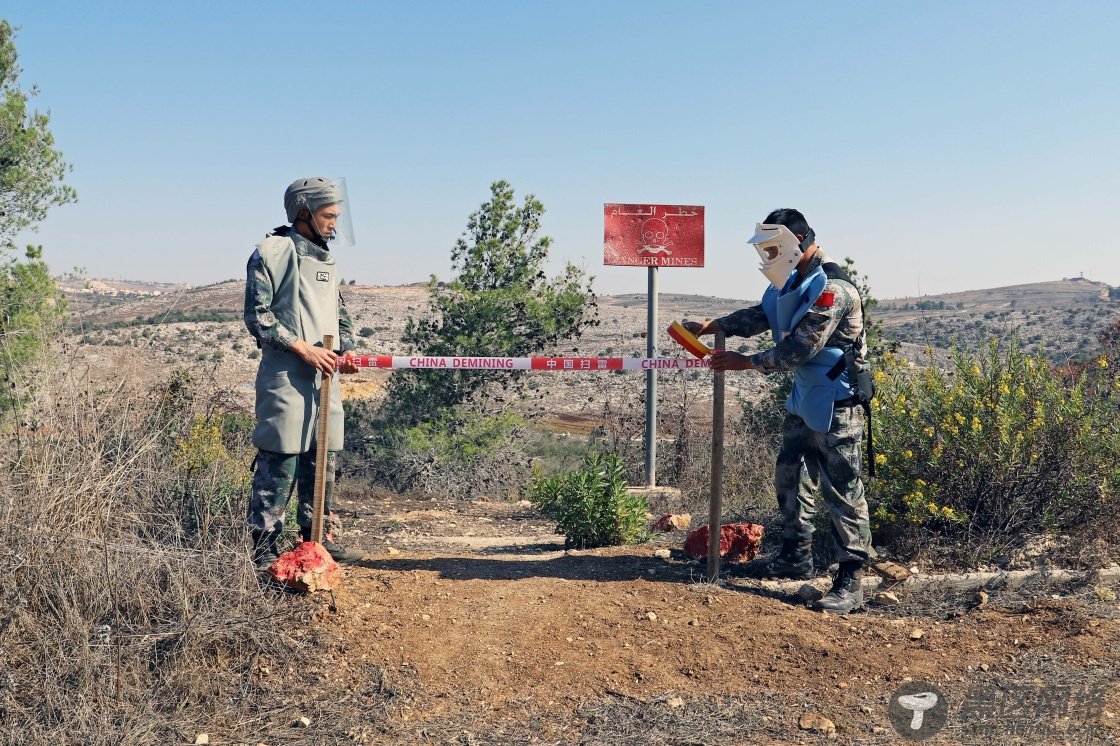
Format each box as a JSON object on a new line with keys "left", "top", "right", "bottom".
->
{"left": 7, "top": 1, "right": 1119, "bottom": 299}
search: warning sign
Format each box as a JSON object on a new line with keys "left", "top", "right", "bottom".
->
{"left": 603, "top": 204, "right": 705, "bottom": 268}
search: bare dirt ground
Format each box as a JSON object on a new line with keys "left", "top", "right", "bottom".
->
{"left": 258, "top": 488, "right": 1120, "bottom": 745}
{"left": 56, "top": 280, "right": 1120, "bottom": 743}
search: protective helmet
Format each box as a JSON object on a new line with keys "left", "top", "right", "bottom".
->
{"left": 284, "top": 177, "right": 345, "bottom": 223}
{"left": 750, "top": 222, "right": 804, "bottom": 288}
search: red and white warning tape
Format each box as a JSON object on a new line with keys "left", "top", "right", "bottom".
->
{"left": 350, "top": 355, "right": 710, "bottom": 371}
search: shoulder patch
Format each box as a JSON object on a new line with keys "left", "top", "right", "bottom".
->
{"left": 813, "top": 290, "right": 835, "bottom": 308}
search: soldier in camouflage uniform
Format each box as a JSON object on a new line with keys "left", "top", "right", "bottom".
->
{"left": 244, "top": 177, "right": 363, "bottom": 566}
{"left": 684, "top": 208, "right": 873, "bottom": 613}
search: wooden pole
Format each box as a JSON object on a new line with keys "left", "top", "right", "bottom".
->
{"left": 707, "top": 329, "right": 725, "bottom": 582}
{"left": 310, "top": 334, "right": 334, "bottom": 544}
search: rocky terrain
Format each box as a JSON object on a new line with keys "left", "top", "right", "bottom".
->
{"left": 61, "top": 277, "right": 1118, "bottom": 425}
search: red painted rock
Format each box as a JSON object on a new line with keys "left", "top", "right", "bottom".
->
{"left": 683, "top": 523, "right": 765, "bottom": 563}
{"left": 270, "top": 540, "right": 341, "bottom": 592}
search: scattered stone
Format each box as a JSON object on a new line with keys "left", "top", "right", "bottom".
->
{"left": 910, "top": 628, "right": 924, "bottom": 640}
{"left": 294, "top": 715, "right": 311, "bottom": 728}
{"left": 386, "top": 546, "right": 400, "bottom": 555}
{"left": 872, "top": 726, "right": 885, "bottom": 734}
{"left": 654, "top": 548, "right": 672, "bottom": 559}
{"left": 980, "top": 663, "right": 990, "bottom": 672}
{"left": 975, "top": 590, "right": 990, "bottom": 607}
{"left": 798, "top": 584, "right": 825, "bottom": 602}
{"left": 870, "top": 560, "right": 912, "bottom": 582}
{"left": 194, "top": 735, "right": 209, "bottom": 745}
{"left": 798, "top": 712, "right": 836, "bottom": 735}
{"left": 909, "top": 566, "right": 921, "bottom": 575}
{"left": 649, "top": 513, "right": 693, "bottom": 532}
{"left": 646, "top": 612, "right": 658, "bottom": 622}
{"left": 874, "top": 591, "right": 900, "bottom": 606}
{"left": 860, "top": 705, "right": 874, "bottom": 714}
{"left": 421, "top": 614, "right": 431, "bottom": 621}
{"left": 517, "top": 499, "right": 533, "bottom": 508}
{"left": 667, "top": 697, "right": 685, "bottom": 709}
{"left": 689, "top": 618, "right": 700, "bottom": 627}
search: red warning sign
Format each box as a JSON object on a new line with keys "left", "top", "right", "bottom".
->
{"left": 603, "top": 204, "right": 705, "bottom": 268}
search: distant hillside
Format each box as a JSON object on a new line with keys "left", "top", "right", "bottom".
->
{"left": 876, "top": 278, "right": 1117, "bottom": 363}
{"left": 61, "top": 277, "right": 1119, "bottom": 365}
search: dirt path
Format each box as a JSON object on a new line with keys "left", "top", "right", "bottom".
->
{"left": 298, "top": 491, "right": 1120, "bottom": 745}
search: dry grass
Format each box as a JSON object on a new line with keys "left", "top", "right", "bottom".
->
{"left": 0, "top": 351, "right": 337, "bottom": 744}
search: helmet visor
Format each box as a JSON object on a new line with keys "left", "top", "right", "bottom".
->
{"left": 316, "top": 177, "right": 355, "bottom": 248}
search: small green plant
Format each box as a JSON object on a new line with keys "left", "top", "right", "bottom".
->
{"left": 526, "top": 452, "right": 649, "bottom": 549}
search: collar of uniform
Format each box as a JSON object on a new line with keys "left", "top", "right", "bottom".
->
{"left": 789, "top": 249, "right": 825, "bottom": 290}
{"left": 799, "top": 249, "right": 824, "bottom": 276}
{"left": 289, "top": 229, "right": 333, "bottom": 262}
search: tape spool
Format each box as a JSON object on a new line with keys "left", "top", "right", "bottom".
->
{"left": 667, "top": 321, "right": 711, "bottom": 359}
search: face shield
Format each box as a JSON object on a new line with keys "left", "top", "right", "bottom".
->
{"left": 284, "top": 176, "right": 356, "bottom": 248}
{"left": 749, "top": 222, "right": 802, "bottom": 288}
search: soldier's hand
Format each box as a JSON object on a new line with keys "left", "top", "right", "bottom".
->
{"left": 337, "top": 351, "right": 360, "bottom": 375}
{"left": 709, "top": 349, "right": 752, "bottom": 372}
{"left": 292, "top": 339, "right": 337, "bottom": 375}
{"left": 682, "top": 319, "right": 720, "bottom": 336}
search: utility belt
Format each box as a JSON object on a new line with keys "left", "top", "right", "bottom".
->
{"left": 824, "top": 343, "right": 877, "bottom": 477}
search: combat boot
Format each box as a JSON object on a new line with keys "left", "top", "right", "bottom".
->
{"left": 748, "top": 538, "right": 814, "bottom": 580}
{"left": 250, "top": 530, "right": 281, "bottom": 568}
{"left": 813, "top": 560, "right": 865, "bottom": 614}
{"left": 299, "top": 526, "right": 364, "bottom": 563}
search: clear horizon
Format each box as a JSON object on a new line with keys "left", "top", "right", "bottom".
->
{"left": 8, "top": 1, "right": 1119, "bottom": 300}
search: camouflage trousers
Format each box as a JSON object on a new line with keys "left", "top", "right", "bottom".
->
{"left": 245, "top": 446, "right": 339, "bottom": 535}
{"left": 774, "top": 406, "right": 872, "bottom": 563}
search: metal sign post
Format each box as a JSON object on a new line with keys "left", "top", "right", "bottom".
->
{"left": 604, "top": 204, "right": 705, "bottom": 488}
{"left": 707, "top": 329, "right": 726, "bottom": 582}
{"left": 645, "top": 266, "right": 658, "bottom": 486}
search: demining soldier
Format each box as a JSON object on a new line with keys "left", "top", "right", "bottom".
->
{"left": 244, "top": 176, "right": 363, "bottom": 566}
{"left": 683, "top": 208, "right": 875, "bottom": 614}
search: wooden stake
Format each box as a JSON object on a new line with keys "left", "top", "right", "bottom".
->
{"left": 310, "top": 334, "right": 334, "bottom": 544}
{"left": 707, "top": 330, "right": 725, "bottom": 582}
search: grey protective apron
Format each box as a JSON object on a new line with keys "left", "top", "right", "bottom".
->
{"left": 251, "top": 233, "right": 344, "bottom": 453}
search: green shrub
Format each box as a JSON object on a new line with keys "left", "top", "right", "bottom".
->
{"left": 400, "top": 409, "right": 523, "bottom": 464}
{"left": 358, "top": 326, "right": 376, "bottom": 337}
{"left": 526, "top": 452, "right": 649, "bottom": 549}
{"left": 343, "top": 401, "right": 527, "bottom": 498}
{"left": 870, "top": 339, "right": 1119, "bottom": 564}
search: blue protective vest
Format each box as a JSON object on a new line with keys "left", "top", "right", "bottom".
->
{"left": 760, "top": 267, "right": 855, "bottom": 433}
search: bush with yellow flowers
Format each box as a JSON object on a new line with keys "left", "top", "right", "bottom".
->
{"left": 869, "top": 338, "right": 1120, "bottom": 563}
{"left": 172, "top": 411, "right": 254, "bottom": 537}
